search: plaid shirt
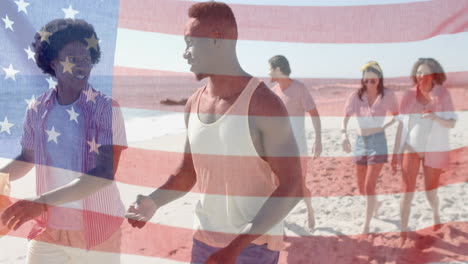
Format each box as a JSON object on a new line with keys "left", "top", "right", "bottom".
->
{"left": 20, "top": 84, "right": 127, "bottom": 249}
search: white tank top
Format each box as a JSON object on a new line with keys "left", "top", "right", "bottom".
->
{"left": 188, "top": 77, "right": 283, "bottom": 251}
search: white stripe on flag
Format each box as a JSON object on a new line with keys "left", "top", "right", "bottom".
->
{"left": 120, "top": 108, "right": 468, "bottom": 155}
{"left": 186, "top": 0, "right": 430, "bottom": 7}
{"left": 4, "top": 158, "right": 467, "bottom": 237}
{"left": 114, "top": 29, "right": 468, "bottom": 78}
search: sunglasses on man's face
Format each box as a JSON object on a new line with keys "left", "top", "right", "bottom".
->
{"left": 363, "top": 79, "right": 377, "bottom": 85}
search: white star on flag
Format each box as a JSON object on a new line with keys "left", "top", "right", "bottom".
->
{"left": 24, "top": 46, "right": 35, "bottom": 62}
{"left": 38, "top": 29, "right": 52, "bottom": 43}
{"left": 85, "top": 34, "right": 99, "bottom": 50}
{"left": 14, "top": 0, "right": 30, "bottom": 14}
{"left": 2, "top": 14, "right": 14, "bottom": 31}
{"left": 0, "top": 117, "right": 14, "bottom": 135}
{"left": 3, "top": 64, "right": 20, "bottom": 81}
{"left": 66, "top": 106, "right": 79, "bottom": 123}
{"left": 83, "top": 88, "right": 98, "bottom": 103}
{"left": 62, "top": 5, "right": 79, "bottom": 19}
{"left": 45, "top": 76, "right": 57, "bottom": 89}
{"left": 60, "top": 56, "right": 75, "bottom": 74}
{"left": 25, "top": 95, "right": 39, "bottom": 112}
{"left": 87, "top": 138, "right": 101, "bottom": 154}
{"left": 45, "top": 126, "right": 61, "bottom": 144}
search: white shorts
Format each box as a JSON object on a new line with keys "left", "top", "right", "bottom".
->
{"left": 26, "top": 228, "right": 121, "bottom": 264}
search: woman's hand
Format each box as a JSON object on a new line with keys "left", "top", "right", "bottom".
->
{"left": 422, "top": 110, "right": 437, "bottom": 121}
{"left": 342, "top": 135, "right": 352, "bottom": 153}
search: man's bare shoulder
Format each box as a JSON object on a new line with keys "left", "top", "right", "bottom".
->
{"left": 183, "top": 86, "right": 205, "bottom": 127}
{"left": 250, "top": 82, "right": 288, "bottom": 117}
{"left": 184, "top": 87, "right": 205, "bottom": 114}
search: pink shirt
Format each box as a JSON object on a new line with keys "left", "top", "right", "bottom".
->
{"left": 271, "top": 80, "right": 316, "bottom": 116}
{"left": 395, "top": 84, "right": 457, "bottom": 169}
{"left": 344, "top": 88, "right": 398, "bottom": 129}
{"left": 272, "top": 80, "right": 316, "bottom": 154}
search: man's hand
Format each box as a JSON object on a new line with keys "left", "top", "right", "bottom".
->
{"left": 205, "top": 245, "right": 241, "bottom": 264}
{"left": 313, "top": 140, "right": 322, "bottom": 158}
{"left": 1, "top": 197, "right": 47, "bottom": 231}
{"left": 125, "top": 195, "right": 158, "bottom": 228}
{"left": 342, "top": 136, "right": 352, "bottom": 153}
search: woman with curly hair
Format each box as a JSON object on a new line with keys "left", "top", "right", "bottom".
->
{"left": 1, "top": 18, "right": 126, "bottom": 262}
{"left": 342, "top": 61, "right": 399, "bottom": 234}
{"left": 392, "top": 58, "right": 457, "bottom": 244}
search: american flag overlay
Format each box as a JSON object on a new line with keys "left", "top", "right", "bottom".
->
{"left": 1, "top": 0, "right": 468, "bottom": 263}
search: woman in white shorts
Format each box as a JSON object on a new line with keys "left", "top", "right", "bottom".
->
{"left": 392, "top": 58, "right": 457, "bottom": 243}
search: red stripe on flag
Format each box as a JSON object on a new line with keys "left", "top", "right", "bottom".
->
{"left": 282, "top": 222, "right": 468, "bottom": 264}
{"left": 118, "top": 0, "right": 468, "bottom": 43}
{"left": 2, "top": 201, "right": 468, "bottom": 263}
{"left": 115, "top": 146, "right": 468, "bottom": 197}
{"left": 112, "top": 67, "right": 468, "bottom": 114}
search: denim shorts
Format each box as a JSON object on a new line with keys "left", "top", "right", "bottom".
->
{"left": 191, "top": 239, "right": 280, "bottom": 264}
{"left": 353, "top": 131, "right": 388, "bottom": 165}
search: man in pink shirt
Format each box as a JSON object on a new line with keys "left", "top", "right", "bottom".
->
{"left": 268, "top": 55, "right": 322, "bottom": 229}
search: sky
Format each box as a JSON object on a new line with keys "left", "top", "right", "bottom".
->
{"left": 114, "top": 0, "right": 468, "bottom": 79}
{"left": 115, "top": 30, "right": 468, "bottom": 79}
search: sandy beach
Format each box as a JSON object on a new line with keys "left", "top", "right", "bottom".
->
{"left": 1, "top": 87, "right": 467, "bottom": 263}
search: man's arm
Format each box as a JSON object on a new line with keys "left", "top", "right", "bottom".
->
{"left": 147, "top": 140, "right": 196, "bottom": 206}
{"left": 35, "top": 145, "right": 123, "bottom": 206}
{"left": 308, "top": 108, "right": 322, "bottom": 157}
{"left": 1, "top": 145, "right": 124, "bottom": 230}
{"left": 0, "top": 148, "right": 35, "bottom": 181}
{"left": 126, "top": 96, "right": 197, "bottom": 227}
{"left": 227, "top": 85, "right": 303, "bottom": 251}
{"left": 149, "top": 95, "right": 198, "bottom": 203}
{"left": 341, "top": 116, "right": 352, "bottom": 153}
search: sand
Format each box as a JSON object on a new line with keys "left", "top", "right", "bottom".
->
{"left": 1, "top": 88, "right": 467, "bottom": 263}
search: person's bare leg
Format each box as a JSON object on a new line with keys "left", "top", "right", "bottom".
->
{"left": 423, "top": 165, "right": 442, "bottom": 231}
{"left": 362, "top": 163, "right": 384, "bottom": 234}
{"left": 355, "top": 164, "right": 368, "bottom": 234}
{"left": 400, "top": 151, "right": 420, "bottom": 244}
{"left": 301, "top": 157, "right": 315, "bottom": 230}
{"left": 303, "top": 191, "right": 315, "bottom": 230}
{"left": 356, "top": 164, "right": 367, "bottom": 195}
{"left": 374, "top": 200, "right": 383, "bottom": 218}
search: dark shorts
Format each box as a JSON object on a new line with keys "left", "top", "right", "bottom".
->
{"left": 191, "top": 239, "right": 280, "bottom": 264}
{"left": 353, "top": 131, "right": 388, "bottom": 165}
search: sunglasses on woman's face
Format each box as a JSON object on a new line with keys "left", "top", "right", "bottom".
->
{"left": 363, "top": 79, "right": 377, "bottom": 85}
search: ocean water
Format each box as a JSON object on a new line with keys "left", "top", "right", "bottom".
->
{"left": 121, "top": 108, "right": 185, "bottom": 143}
{"left": 3, "top": 76, "right": 466, "bottom": 155}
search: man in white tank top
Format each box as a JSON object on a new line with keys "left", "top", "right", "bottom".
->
{"left": 268, "top": 55, "right": 322, "bottom": 230}
{"left": 126, "top": 2, "right": 303, "bottom": 264}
